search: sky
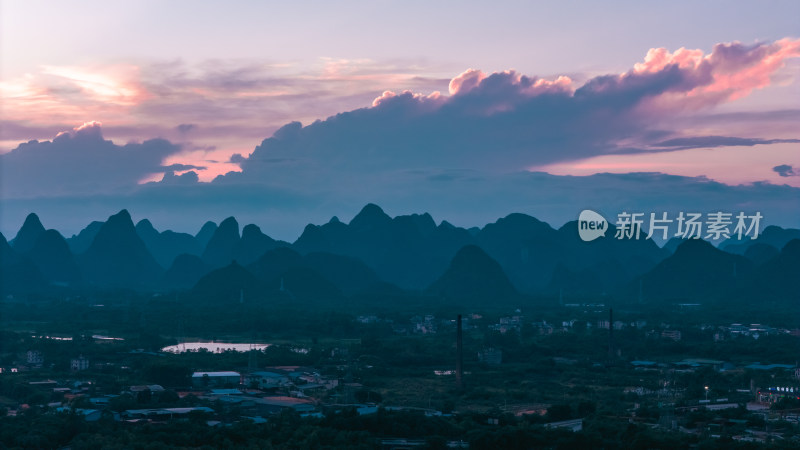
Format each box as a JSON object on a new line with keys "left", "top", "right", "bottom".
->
{"left": 1, "top": 0, "right": 799, "bottom": 241}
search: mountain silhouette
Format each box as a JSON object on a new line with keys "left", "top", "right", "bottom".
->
{"left": 554, "top": 220, "right": 668, "bottom": 293}
{"left": 294, "top": 204, "right": 472, "bottom": 288}
{"left": 162, "top": 253, "right": 211, "bottom": 289}
{"left": 302, "top": 252, "right": 381, "bottom": 295}
{"left": 1, "top": 231, "right": 45, "bottom": 292}
{"left": 195, "top": 221, "right": 218, "bottom": 249}
{"left": 427, "top": 245, "right": 517, "bottom": 302}
{"left": 7, "top": 205, "right": 797, "bottom": 303}
{"left": 232, "top": 224, "right": 283, "bottom": 266}
{"left": 475, "top": 213, "right": 562, "bottom": 292}
{"left": 136, "top": 219, "right": 202, "bottom": 268}
{"left": 202, "top": 217, "right": 240, "bottom": 268}
{"left": 746, "top": 239, "right": 800, "bottom": 301}
{"left": 67, "top": 221, "right": 104, "bottom": 254}
{"left": 247, "top": 247, "right": 304, "bottom": 281}
{"left": 662, "top": 237, "right": 683, "bottom": 254}
{"left": 247, "top": 247, "right": 380, "bottom": 295}
{"left": 292, "top": 205, "right": 670, "bottom": 294}
{"left": 349, "top": 203, "right": 393, "bottom": 231}
{"left": 636, "top": 238, "right": 752, "bottom": 302}
{"left": 743, "top": 243, "right": 779, "bottom": 266}
{"left": 27, "top": 229, "right": 81, "bottom": 285}
{"left": 11, "top": 213, "right": 46, "bottom": 254}
{"left": 191, "top": 261, "right": 263, "bottom": 302}
{"left": 721, "top": 225, "right": 800, "bottom": 255}
{"left": 79, "top": 210, "right": 163, "bottom": 287}
{"left": 264, "top": 266, "right": 343, "bottom": 302}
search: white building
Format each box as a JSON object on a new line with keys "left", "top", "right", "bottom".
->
{"left": 71, "top": 355, "right": 89, "bottom": 371}
{"left": 192, "top": 371, "right": 241, "bottom": 388}
{"left": 26, "top": 351, "right": 44, "bottom": 367}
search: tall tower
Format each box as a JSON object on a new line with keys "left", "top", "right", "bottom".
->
{"left": 456, "top": 314, "right": 464, "bottom": 390}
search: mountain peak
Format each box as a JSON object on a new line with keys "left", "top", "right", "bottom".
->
{"left": 195, "top": 221, "right": 218, "bottom": 248}
{"left": 202, "top": 217, "right": 241, "bottom": 267}
{"left": 241, "top": 224, "right": 262, "bottom": 239}
{"left": 106, "top": 209, "right": 135, "bottom": 229}
{"left": 12, "top": 212, "right": 46, "bottom": 253}
{"left": 218, "top": 217, "right": 240, "bottom": 234}
{"left": 350, "top": 203, "right": 391, "bottom": 229}
{"left": 21, "top": 212, "right": 44, "bottom": 229}
{"left": 192, "top": 261, "right": 262, "bottom": 301}
{"left": 28, "top": 229, "right": 81, "bottom": 284}
{"left": 427, "top": 245, "right": 517, "bottom": 301}
{"left": 135, "top": 219, "right": 156, "bottom": 234}
{"left": 79, "top": 210, "right": 163, "bottom": 287}
{"left": 782, "top": 238, "right": 800, "bottom": 254}
{"left": 673, "top": 237, "right": 716, "bottom": 256}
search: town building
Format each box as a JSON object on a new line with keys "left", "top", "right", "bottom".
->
{"left": 191, "top": 371, "right": 241, "bottom": 388}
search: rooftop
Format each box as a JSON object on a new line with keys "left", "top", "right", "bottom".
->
{"left": 192, "top": 371, "right": 240, "bottom": 378}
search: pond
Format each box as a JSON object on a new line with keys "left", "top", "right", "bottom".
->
{"left": 161, "top": 342, "right": 271, "bottom": 353}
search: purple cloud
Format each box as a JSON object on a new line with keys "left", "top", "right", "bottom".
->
{"left": 224, "top": 39, "right": 800, "bottom": 184}
{"left": 0, "top": 122, "right": 181, "bottom": 198}
{"left": 163, "top": 163, "right": 206, "bottom": 171}
{"left": 654, "top": 136, "right": 800, "bottom": 150}
{"left": 773, "top": 164, "right": 797, "bottom": 177}
{"left": 176, "top": 123, "right": 197, "bottom": 134}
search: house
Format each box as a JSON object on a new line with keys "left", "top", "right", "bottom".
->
{"left": 122, "top": 407, "right": 215, "bottom": 420}
{"left": 253, "top": 396, "right": 316, "bottom": 415}
{"left": 191, "top": 371, "right": 241, "bottom": 388}
{"left": 129, "top": 385, "right": 165, "bottom": 395}
{"left": 675, "top": 358, "right": 725, "bottom": 371}
{"left": 478, "top": 348, "right": 503, "bottom": 365}
{"left": 56, "top": 407, "right": 119, "bottom": 422}
{"left": 26, "top": 351, "right": 44, "bottom": 367}
{"left": 89, "top": 396, "right": 117, "bottom": 407}
{"left": 293, "top": 383, "right": 326, "bottom": 397}
{"left": 70, "top": 355, "right": 90, "bottom": 371}
{"left": 209, "top": 389, "right": 242, "bottom": 396}
{"left": 246, "top": 371, "right": 290, "bottom": 389}
{"left": 544, "top": 418, "right": 584, "bottom": 432}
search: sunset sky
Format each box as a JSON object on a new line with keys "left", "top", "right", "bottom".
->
{"left": 2, "top": 1, "right": 799, "bottom": 240}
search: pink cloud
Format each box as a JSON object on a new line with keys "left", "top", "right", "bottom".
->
{"left": 631, "top": 38, "right": 800, "bottom": 110}
{"left": 447, "top": 68, "right": 572, "bottom": 97}
{"left": 0, "top": 64, "right": 149, "bottom": 126}
{"left": 371, "top": 90, "right": 444, "bottom": 108}
{"left": 376, "top": 39, "right": 799, "bottom": 118}
{"left": 448, "top": 68, "right": 488, "bottom": 95}
{"left": 531, "top": 142, "right": 800, "bottom": 188}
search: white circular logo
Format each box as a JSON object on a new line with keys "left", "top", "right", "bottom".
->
{"left": 578, "top": 210, "right": 608, "bottom": 242}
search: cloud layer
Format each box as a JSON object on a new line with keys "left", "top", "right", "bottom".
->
{"left": 0, "top": 122, "right": 181, "bottom": 198}
{"left": 231, "top": 39, "right": 800, "bottom": 183}
{"left": 773, "top": 164, "right": 797, "bottom": 177}
{"left": 1, "top": 39, "right": 799, "bottom": 237}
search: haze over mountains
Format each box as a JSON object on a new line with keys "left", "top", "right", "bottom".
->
{"left": 1, "top": 204, "right": 798, "bottom": 306}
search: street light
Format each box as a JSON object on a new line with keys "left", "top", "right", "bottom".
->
{"left": 704, "top": 386, "right": 709, "bottom": 401}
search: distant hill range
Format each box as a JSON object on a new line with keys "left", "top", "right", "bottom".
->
{"left": 2, "top": 205, "right": 798, "bottom": 306}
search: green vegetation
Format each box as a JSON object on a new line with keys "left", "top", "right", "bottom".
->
{"left": 1, "top": 292, "right": 799, "bottom": 448}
